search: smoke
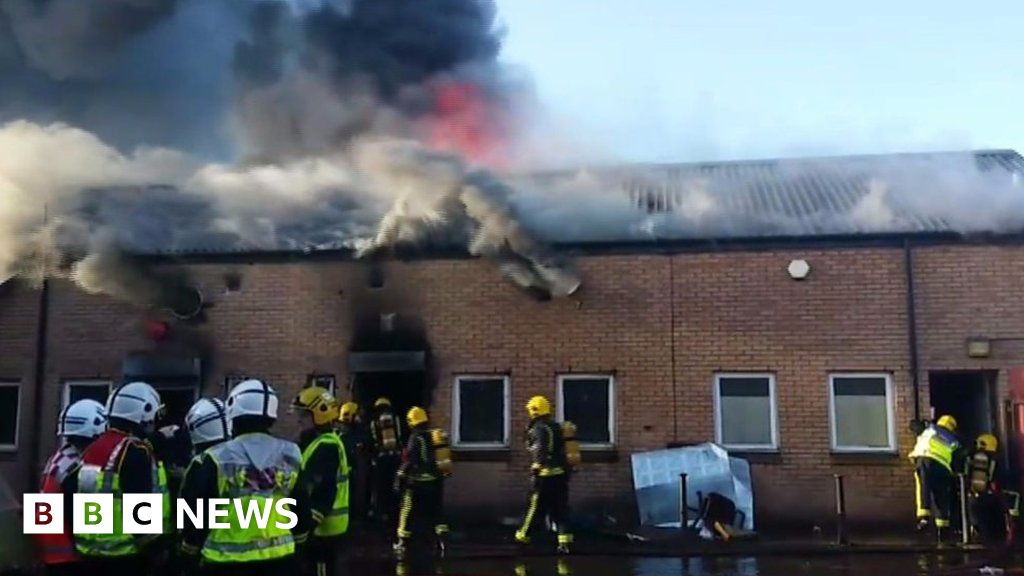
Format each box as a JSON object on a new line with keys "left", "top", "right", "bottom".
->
{"left": 1, "top": 0, "right": 1022, "bottom": 307}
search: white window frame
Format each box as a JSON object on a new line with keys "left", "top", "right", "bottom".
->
{"left": 828, "top": 372, "right": 897, "bottom": 453}
{"left": 62, "top": 379, "right": 113, "bottom": 408}
{"left": 713, "top": 373, "right": 779, "bottom": 452}
{"left": 556, "top": 374, "right": 616, "bottom": 448}
{"left": 0, "top": 381, "right": 20, "bottom": 451}
{"left": 451, "top": 375, "right": 511, "bottom": 449}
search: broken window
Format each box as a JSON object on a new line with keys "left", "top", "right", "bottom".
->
{"left": 62, "top": 380, "right": 112, "bottom": 408}
{"left": 558, "top": 375, "right": 614, "bottom": 447}
{"left": 0, "top": 382, "right": 19, "bottom": 450}
{"left": 715, "top": 374, "right": 778, "bottom": 450}
{"left": 830, "top": 374, "right": 895, "bottom": 452}
{"left": 453, "top": 376, "right": 509, "bottom": 447}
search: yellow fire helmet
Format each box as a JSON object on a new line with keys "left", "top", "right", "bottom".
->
{"left": 339, "top": 401, "right": 359, "bottom": 424}
{"left": 526, "top": 395, "right": 551, "bottom": 419}
{"left": 374, "top": 397, "right": 392, "bottom": 409}
{"left": 976, "top": 433, "right": 998, "bottom": 452}
{"left": 292, "top": 386, "right": 340, "bottom": 427}
{"left": 936, "top": 414, "right": 958, "bottom": 432}
{"left": 407, "top": 406, "right": 429, "bottom": 428}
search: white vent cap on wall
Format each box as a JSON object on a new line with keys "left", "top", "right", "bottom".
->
{"left": 787, "top": 259, "right": 811, "bottom": 280}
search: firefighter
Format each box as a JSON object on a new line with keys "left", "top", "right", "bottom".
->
{"left": 35, "top": 399, "right": 107, "bottom": 576}
{"left": 370, "top": 397, "right": 402, "bottom": 525}
{"left": 63, "top": 382, "right": 163, "bottom": 573}
{"left": 338, "top": 401, "right": 370, "bottom": 526}
{"left": 292, "top": 387, "right": 350, "bottom": 576}
{"left": 178, "top": 379, "right": 303, "bottom": 576}
{"left": 515, "top": 396, "right": 574, "bottom": 554}
{"left": 393, "top": 407, "right": 449, "bottom": 560}
{"left": 965, "top": 433, "right": 1011, "bottom": 542}
{"left": 909, "top": 414, "right": 963, "bottom": 539}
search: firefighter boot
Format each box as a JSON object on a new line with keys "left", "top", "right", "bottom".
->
{"left": 556, "top": 533, "right": 573, "bottom": 555}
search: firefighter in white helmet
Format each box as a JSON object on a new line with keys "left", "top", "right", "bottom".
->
{"left": 36, "top": 399, "right": 107, "bottom": 575}
{"left": 64, "top": 382, "right": 164, "bottom": 573}
{"left": 178, "top": 380, "right": 303, "bottom": 576}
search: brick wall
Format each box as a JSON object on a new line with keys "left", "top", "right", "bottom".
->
{"left": 0, "top": 281, "right": 41, "bottom": 494}
{"left": 6, "top": 242, "right": 1024, "bottom": 527}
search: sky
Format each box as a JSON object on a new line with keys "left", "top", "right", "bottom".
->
{"left": 495, "top": 0, "right": 1024, "bottom": 164}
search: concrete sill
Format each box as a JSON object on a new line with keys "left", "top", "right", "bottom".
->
{"left": 452, "top": 449, "right": 512, "bottom": 462}
{"left": 581, "top": 450, "right": 619, "bottom": 463}
{"left": 829, "top": 452, "right": 900, "bottom": 465}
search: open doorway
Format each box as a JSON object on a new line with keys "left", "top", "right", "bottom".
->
{"left": 929, "top": 371, "right": 998, "bottom": 447}
{"left": 352, "top": 371, "right": 429, "bottom": 433}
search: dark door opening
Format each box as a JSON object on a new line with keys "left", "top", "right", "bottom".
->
{"left": 929, "top": 371, "right": 998, "bottom": 448}
{"left": 352, "top": 371, "right": 428, "bottom": 434}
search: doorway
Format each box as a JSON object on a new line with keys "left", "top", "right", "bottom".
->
{"left": 352, "top": 371, "right": 429, "bottom": 431}
{"left": 929, "top": 371, "right": 998, "bottom": 447}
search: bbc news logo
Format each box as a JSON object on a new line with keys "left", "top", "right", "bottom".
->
{"left": 23, "top": 495, "right": 298, "bottom": 534}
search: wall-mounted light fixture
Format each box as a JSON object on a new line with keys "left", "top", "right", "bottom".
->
{"left": 787, "top": 259, "right": 811, "bottom": 280}
{"left": 966, "top": 337, "right": 991, "bottom": 359}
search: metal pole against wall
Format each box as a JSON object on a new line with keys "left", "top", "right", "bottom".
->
{"left": 958, "top": 474, "right": 970, "bottom": 545}
{"left": 679, "top": 473, "right": 689, "bottom": 530}
{"left": 834, "top": 474, "right": 848, "bottom": 545}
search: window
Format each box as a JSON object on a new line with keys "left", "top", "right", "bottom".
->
{"left": 557, "top": 375, "right": 615, "bottom": 447}
{"left": 829, "top": 373, "right": 896, "bottom": 452}
{"left": 714, "top": 374, "right": 778, "bottom": 451}
{"left": 0, "top": 382, "right": 20, "bottom": 450}
{"left": 62, "top": 380, "right": 112, "bottom": 408}
{"left": 452, "top": 376, "right": 509, "bottom": 448}
{"left": 306, "top": 374, "right": 337, "bottom": 396}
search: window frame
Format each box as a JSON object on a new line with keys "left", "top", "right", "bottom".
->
{"left": 451, "top": 375, "right": 511, "bottom": 449}
{"left": 556, "top": 374, "right": 616, "bottom": 449}
{"left": 61, "top": 379, "right": 113, "bottom": 409}
{"left": 828, "top": 372, "right": 897, "bottom": 453}
{"left": 713, "top": 372, "right": 779, "bottom": 452}
{"left": 0, "top": 381, "right": 21, "bottom": 451}
{"left": 306, "top": 374, "right": 337, "bottom": 396}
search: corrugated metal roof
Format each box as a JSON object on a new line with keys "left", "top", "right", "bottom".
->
{"left": 601, "top": 149, "right": 1024, "bottom": 238}
{"left": 126, "top": 149, "right": 1024, "bottom": 256}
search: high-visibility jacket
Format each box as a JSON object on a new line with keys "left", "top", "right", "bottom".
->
{"left": 967, "top": 450, "right": 997, "bottom": 494}
{"left": 527, "top": 418, "right": 568, "bottom": 477}
{"left": 201, "top": 433, "right": 301, "bottom": 564}
{"left": 300, "top": 431, "right": 350, "bottom": 537}
{"left": 35, "top": 444, "right": 81, "bottom": 565}
{"left": 75, "top": 431, "right": 154, "bottom": 558}
{"left": 909, "top": 425, "right": 960, "bottom": 472}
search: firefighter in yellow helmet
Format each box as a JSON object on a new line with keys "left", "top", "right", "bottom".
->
{"left": 965, "top": 433, "right": 1015, "bottom": 542}
{"left": 393, "top": 407, "right": 450, "bottom": 560}
{"left": 909, "top": 414, "right": 963, "bottom": 539}
{"left": 292, "top": 387, "right": 350, "bottom": 576}
{"left": 338, "top": 401, "right": 371, "bottom": 527}
{"left": 516, "top": 396, "right": 575, "bottom": 554}
{"left": 370, "top": 397, "right": 403, "bottom": 526}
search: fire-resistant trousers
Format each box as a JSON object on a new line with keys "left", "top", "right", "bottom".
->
{"left": 305, "top": 536, "right": 348, "bottom": 576}
{"left": 519, "top": 474, "right": 573, "bottom": 545}
{"left": 916, "top": 458, "right": 953, "bottom": 528}
{"left": 372, "top": 454, "right": 400, "bottom": 523}
{"left": 397, "top": 480, "right": 448, "bottom": 545}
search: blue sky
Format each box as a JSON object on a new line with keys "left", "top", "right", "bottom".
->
{"left": 495, "top": 1, "right": 1023, "bottom": 163}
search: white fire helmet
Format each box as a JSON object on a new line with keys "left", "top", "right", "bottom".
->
{"left": 185, "top": 398, "right": 230, "bottom": 446}
{"left": 57, "top": 399, "right": 107, "bottom": 439}
{"left": 106, "top": 381, "right": 163, "bottom": 426}
{"left": 226, "top": 379, "right": 279, "bottom": 421}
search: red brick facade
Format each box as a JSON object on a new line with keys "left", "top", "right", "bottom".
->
{"left": 4, "top": 241, "right": 1024, "bottom": 527}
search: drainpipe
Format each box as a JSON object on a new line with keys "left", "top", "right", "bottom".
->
{"left": 27, "top": 278, "right": 49, "bottom": 488}
{"left": 904, "top": 238, "right": 922, "bottom": 422}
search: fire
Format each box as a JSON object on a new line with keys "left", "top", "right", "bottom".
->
{"left": 422, "top": 81, "right": 508, "bottom": 169}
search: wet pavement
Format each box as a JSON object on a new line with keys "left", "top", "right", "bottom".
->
{"left": 356, "top": 552, "right": 1021, "bottom": 576}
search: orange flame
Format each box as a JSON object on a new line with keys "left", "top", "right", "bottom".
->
{"left": 422, "top": 81, "right": 507, "bottom": 169}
